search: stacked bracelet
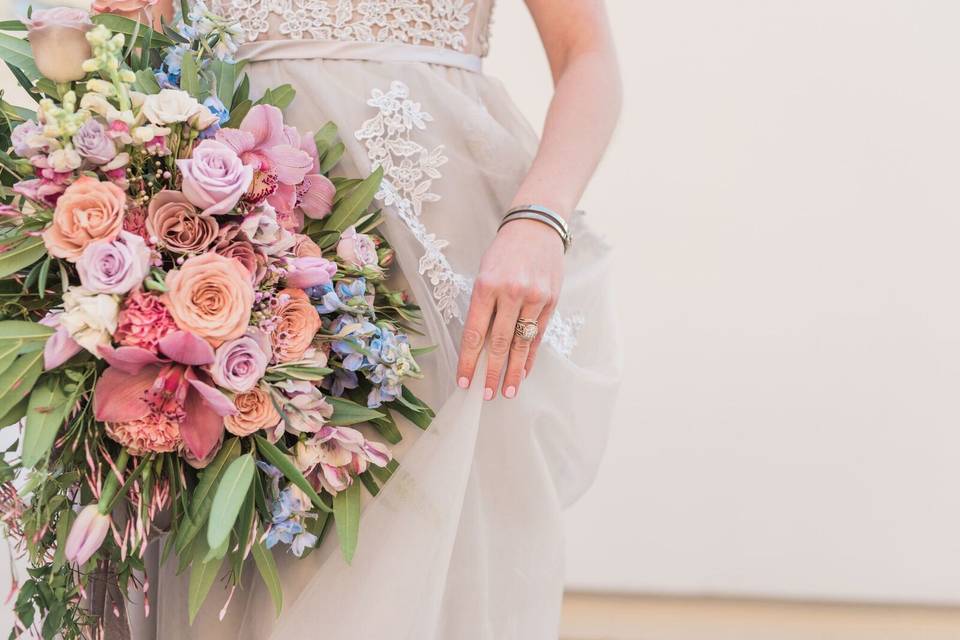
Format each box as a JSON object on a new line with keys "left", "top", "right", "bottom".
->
{"left": 498, "top": 204, "right": 573, "bottom": 252}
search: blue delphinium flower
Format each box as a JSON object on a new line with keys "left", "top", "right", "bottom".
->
{"left": 204, "top": 96, "right": 230, "bottom": 125}
{"left": 265, "top": 486, "right": 319, "bottom": 557}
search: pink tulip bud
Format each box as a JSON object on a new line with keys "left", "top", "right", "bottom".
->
{"left": 64, "top": 505, "right": 111, "bottom": 565}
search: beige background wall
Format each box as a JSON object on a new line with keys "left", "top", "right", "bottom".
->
{"left": 3, "top": 1, "right": 960, "bottom": 624}
{"left": 487, "top": 0, "right": 960, "bottom": 603}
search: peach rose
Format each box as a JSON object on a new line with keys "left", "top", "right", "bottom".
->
{"left": 224, "top": 386, "right": 281, "bottom": 436}
{"left": 146, "top": 190, "right": 219, "bottom": 254}
{"left": 43, "top": 176, "right": 126, "bottom": 261}
{"left": 272, "top": 288, "right": 321, "bottom": 363}
{"left": 163, "top": 253, "right": 254, "bottom": 345}
{"left": 292, "top": 234, "right": 324, "bottom": 258}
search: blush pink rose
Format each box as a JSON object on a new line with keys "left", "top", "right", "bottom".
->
{"left": 285, "top": 256, "right": 337, "bottom": 289}
{"left": 42, "top": 176, "right": 126, "bottom": 261}
{"left": 336, "top": 226, "right": 378, "bottom": 268}
{"left": 176, "top": 140, "right": 253, "bottom": 217}
{"left": 24, "top": 8, "right": 93, "bottom": 83}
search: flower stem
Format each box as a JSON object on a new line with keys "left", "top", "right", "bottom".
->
{"left": 96, "top": 449, "right": 130, "bottom": 515}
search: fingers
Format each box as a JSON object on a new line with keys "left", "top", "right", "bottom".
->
{"left": 456, "top": 277, "right": 497, "bottom": 389}
{"left": 523, "top": 302, "right": 555, "bottom": 379}
{"left": 501, "top": 300, "right": 546, "bottom": 399}
{"left": 482, "top": 294, "right": 523, "bottom": 401}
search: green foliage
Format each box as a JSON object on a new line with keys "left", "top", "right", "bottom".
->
{"left": 206, "top": 453, "right": 256, "bottom": 552}
{"left": 333, "top": 482, "right": 361, "bottom": 564}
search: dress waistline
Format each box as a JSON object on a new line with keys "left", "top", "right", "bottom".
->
{"left": 238, "top": 39, "right": 484, "bottom": 73}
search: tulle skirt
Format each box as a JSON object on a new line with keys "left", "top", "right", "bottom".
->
{"left": 133, "top": 51, "right": 620, "bottom": 640}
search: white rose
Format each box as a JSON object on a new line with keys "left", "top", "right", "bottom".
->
{"left": 59, "top": 287, "right": 119, "bottom": 356}
{"left": 141, "top": 89, "right": 218, "bottom": 129}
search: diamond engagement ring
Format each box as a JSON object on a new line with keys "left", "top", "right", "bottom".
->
{"left": 514, "top": 318, "right": 539, "bottom": 341}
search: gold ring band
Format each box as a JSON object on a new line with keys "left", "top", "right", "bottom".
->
{"left": 514, "top": 318, "right": 539, "bottom": 341}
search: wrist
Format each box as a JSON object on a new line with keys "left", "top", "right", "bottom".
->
{"left": 500, "top": 204, "right": 572, "bottom": 252}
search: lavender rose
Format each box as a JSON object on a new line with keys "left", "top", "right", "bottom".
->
{"left": 176, "top": 140, "right": 252, "bottom": 216}
{"left": 285, "top": 256, "right": 337, "bottom": 289}
{"left": 73, "top": 119, "right": 118, "bottom": 165}
{"left": 76, "top": 231, "right": 151, "bottom": 294}
{"left": 210, "top": 332, "right": 271, "bottom": 393}
{"left": 336, "top": 226, "right": 379, "bottom": 268}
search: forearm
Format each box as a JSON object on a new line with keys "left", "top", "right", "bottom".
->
{"left": 511, "top": 41, "right": 622, "bottom": 220}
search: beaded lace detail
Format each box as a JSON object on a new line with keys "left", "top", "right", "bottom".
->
{"left": 214, "top": 0, "right": 477, "bottom": 52}
{"left": 356, "top": 81, "right": 471, "bottom": 323}
{"left": 356, "top": 80, "right": 582, "bottom": 355}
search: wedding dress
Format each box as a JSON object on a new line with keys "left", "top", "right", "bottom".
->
{"left": 135, "top": 2, "right": 620, "bottom": 638}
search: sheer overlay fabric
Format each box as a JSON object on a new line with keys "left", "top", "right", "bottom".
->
{"left": 131, "top": 3, "right": 620, "bottom": 638}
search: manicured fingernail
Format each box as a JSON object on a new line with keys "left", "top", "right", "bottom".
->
{"left": 484, "top": 388, "right": 494, "bottom": 401}
{"left": 504, "top": 386, "right": 517, "bottom": 399}
{"left": 458, "top": 377, "right": 470, "bottom": 389}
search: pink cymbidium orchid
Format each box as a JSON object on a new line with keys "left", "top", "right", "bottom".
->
{"left": 216, "top": 105, "right": 312, "bottom": 214}
{"left": 93, "top": 330, "right": 236, "bottom": 462}
{"left": 216, "top": 104, "right": 335, "bottom": 222}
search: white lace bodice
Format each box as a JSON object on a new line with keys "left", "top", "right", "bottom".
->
{"left": 209, "top": 0, "right": 497, "bottom": 56}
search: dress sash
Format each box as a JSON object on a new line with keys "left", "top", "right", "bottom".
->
{"left": 238, "top": 39, "right": 484, "bottom": 73}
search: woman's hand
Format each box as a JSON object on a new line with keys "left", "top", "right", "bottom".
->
{"left": 456, "top": 219, "right": 565, "bottom": 399}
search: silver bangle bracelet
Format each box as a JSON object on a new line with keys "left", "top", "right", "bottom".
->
{"left": 505, "top": 204, "right": 571, "bottom": 237}
{"left": 498, "top": 210, "right": 572, "bottom": 252}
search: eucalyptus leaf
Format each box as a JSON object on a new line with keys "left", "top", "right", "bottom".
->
{"left": 333, "top": 482, "right": 361, "bottom": 564}
{"left": 91, "top": 14, "right": 174, "bottom": 48}
{"left": 21, "top": 375, "right": 69, "bottom": 468}
{"left": 251, "top": 540, "right": 282, "bottom": 617}
{"left": 187, "top": 543, "right": 223, "bottom": 624}
{"left": 0, "top": 33, "right": 39, "bottom": 80}
{"left": 174, "top": 438, "right": 241, "bottom": 554}
{"left": 0, "top": 320, "right": 53, "bottom": 343}
{"left": 318, "top": 142, "right": 345, "bottom": 174}
{"left": 326, "top": 397, "right": 384, "bottom": 426}
{"left": 0, "top": 396, "right": 27, "bottom": 429}
{"left": 313, "top": 122, "right": 338, "bottom": 158}
{"left": 0, "top": 350, "right": 43, "bottom": 420}
{"left": 323, "top": 167, "right": 383, "bottom": 233}
{"left": 180, "top": 52, "right": 200, "bottom": 98}
{"left": 207, "top": 453, "right": 255, "bottom": 552}
{"left": 0, "top": 236, "right": 45, "bottom": 279}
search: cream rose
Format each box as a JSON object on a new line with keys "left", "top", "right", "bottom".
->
{"left": 163, "top": 253, "right": 255, "bottom": 345}
{"left": 141, "top": 89, "right": 219, "bottom": 129}
{"left": 59, "top": 287, "right": 120, "bottom": 355}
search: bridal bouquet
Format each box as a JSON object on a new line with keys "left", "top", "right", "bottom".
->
{"left": 0, "top": 4, "right": 432, "bottom": 637}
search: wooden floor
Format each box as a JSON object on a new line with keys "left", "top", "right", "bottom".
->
{"left": 560, "top": 593, "right": 960, "bottom": 640}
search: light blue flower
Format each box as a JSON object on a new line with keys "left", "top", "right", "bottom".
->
{"left": 290, "top": 531, "right": 318, "bottom": 557}
{"left": 204, "top": 96, "right": 230, "bottom": 126}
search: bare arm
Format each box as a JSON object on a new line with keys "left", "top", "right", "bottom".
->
{"left": 456, "top": 0, "right": 622, "bottom": 399}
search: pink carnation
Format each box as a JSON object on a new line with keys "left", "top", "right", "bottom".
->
{"left": 114, "top": 289, "right": 177, "bottom": 352}
{"left": 105, "top": 411, "right": 181, "bottom": 456}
